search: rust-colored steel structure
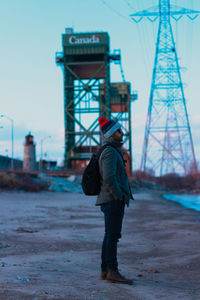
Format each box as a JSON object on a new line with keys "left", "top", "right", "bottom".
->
{"left": 56, "top": 28, "right": 135, "bottom": 174}
{"left": 100, "top": 82, "right": 136, "bottom": 176}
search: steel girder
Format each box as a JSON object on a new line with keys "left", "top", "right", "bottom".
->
{"left": 63, "top": 59, "right": 110, "bottom": 168}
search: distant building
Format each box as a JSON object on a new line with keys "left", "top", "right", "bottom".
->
{"left": 38, "top": 160, "right": 57, "bottom": 171}
{"left": 0, "top": 155, "right": 22, "bottom": 170}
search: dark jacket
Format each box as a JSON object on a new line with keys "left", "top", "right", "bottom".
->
{"left": 96, "top": 139, "right": 133, "bottom": 206}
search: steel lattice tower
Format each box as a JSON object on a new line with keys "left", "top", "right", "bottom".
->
{"left": 56, "top": 29, "right": 135, "bottom": 171}
{"left": 131, "top": 0, "right": 199, "bottom": 176}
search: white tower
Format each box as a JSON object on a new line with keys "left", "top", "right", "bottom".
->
{"left": 23, "top": 133, "right": 36, "bottom": 172}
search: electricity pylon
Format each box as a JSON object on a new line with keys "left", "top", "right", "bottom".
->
{"left": 131, "top": 0, "right": 199, "bottom": 176}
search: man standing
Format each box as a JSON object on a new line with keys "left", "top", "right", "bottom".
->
{"left": 96, "top": 116, "right": 133, "bottom": 284}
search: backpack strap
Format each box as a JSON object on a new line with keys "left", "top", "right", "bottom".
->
{"left": 96, "top": 144, "right": 111, "bottom": 159}
{"left": 97, "top": 144, "right": 125, "bottom": 165}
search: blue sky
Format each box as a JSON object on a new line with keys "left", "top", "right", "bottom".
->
{"left": 0, "top": 0, "right": 199, "bottom": 169}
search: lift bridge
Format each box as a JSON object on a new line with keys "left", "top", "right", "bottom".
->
{"left": 56, "top": 28, "right": 137, "bottom": 175}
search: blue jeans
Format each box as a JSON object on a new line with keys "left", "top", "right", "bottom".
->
{"left": 100, "top": 200, "right": 125, "bottom": 271}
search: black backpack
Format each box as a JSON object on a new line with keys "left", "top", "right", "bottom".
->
{"left": 81, "top": 144, "right": 125, "bottom": 196}
{"left": 81, "top": 144, "right": 111, "bottom": 195}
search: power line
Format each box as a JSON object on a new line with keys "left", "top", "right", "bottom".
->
{"left": 100, "top": 0, "right": 153, "bottom": 78}
{"left": 100, "top": 0, "right": 132, "bottom": 23}
{"left": 120, "top": 58, "right": 126, "bottom": 82}
{"left": 123, "top": 0, "right": 136, "bottom": 11}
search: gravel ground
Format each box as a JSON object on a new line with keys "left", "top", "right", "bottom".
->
{"left": 0, "top": 190, "right": 200, "bottom": 300}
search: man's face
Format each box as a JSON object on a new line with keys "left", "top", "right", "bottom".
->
{"left": 110, "top": 128, "right": 124, "bottom": 142}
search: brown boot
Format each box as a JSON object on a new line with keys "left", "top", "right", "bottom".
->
{"left": 106, "top": 269, "right": 133, "bottom": 285}
{"left": 100, "top": 271, "right": 107, "bottom": 280}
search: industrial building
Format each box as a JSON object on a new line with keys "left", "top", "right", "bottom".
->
{"left": 56, "top": 29, "right": 136, "bottom": 175}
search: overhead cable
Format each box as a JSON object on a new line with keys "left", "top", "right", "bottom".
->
{"left": 100, "top": 0, "right": 132, "bottom": 23}
{"left": 123, "top": 0, "right": 136, "bottom": 11}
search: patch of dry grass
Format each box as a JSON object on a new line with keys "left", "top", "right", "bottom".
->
{"left": 0, "top": 172, "right": 48, "bottom": 192}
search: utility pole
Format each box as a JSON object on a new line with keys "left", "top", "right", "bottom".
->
{"left": 1, "top": 114, "right": 14, "bottom": 169}
{"left": 39, "top": 136, "right": 51, "bottom": 172}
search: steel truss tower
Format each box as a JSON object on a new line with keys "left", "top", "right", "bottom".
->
{"left": 131, "top": 0, "right": 199, "bottom": 176}
{"left": 56, "top": 29, "right": 135, "bottom": 171}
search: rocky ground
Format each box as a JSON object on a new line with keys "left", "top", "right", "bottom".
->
{"left": 0, "top": 190, "right": 200, "bottom": 300}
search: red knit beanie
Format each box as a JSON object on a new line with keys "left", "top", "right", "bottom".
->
{"left": 98, "top": 117, "right": 121, "bottom": 138}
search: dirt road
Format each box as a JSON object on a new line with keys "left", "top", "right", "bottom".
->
{"left": 0, "top": 191, "right": 200, "bottom": 299}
